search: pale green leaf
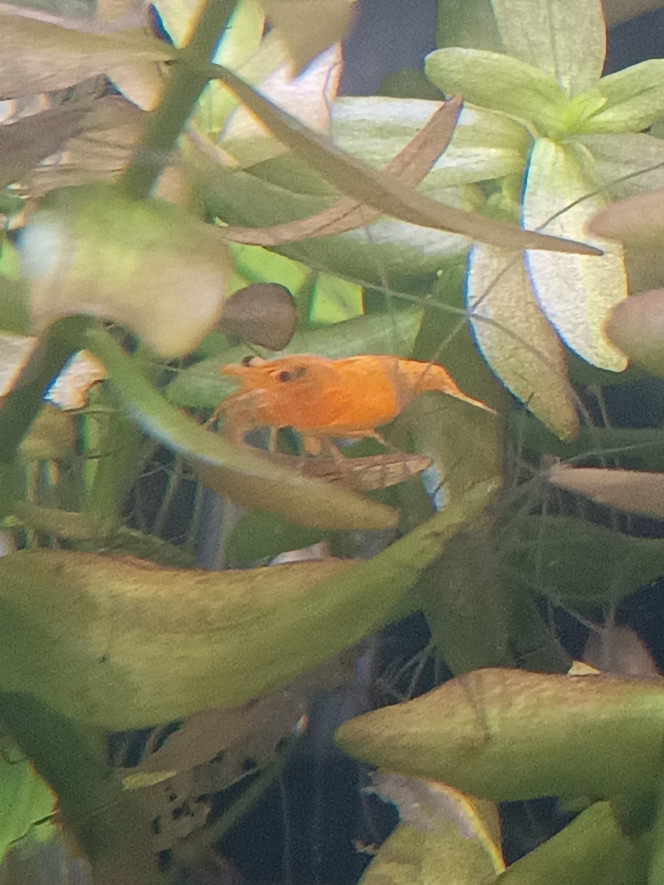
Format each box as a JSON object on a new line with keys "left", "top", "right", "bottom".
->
{"left": 523, "top": 138, "right": 628, "bottom": 370}
{"left": 574, "top": 133, "right": 664, "bottom": 200}
{"left": 335, "top": 667, "right": 664, "bottom": 799}
{"left": 331, "top": 96, "right": 531, "bottom": 189}
{"left": 467, "top": 244, "right": 578, "bottom": 438}
{"left": 590, "top": 60, "right": 664, "bottom": 133}
{"left": 0, "top": 748, "right": 55, "bottom": 865}
{"left": 425, "top": 48, "right": 570, "bottom": 136}
{"left": 490, "top": 0, "right": 605, "bottom": 96}
{"left": 495, "top": 801, "right": 645, "bottom": 885}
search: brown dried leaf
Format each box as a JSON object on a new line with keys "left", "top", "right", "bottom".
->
{"left": 0, "top": 103, "right": 92, "bottom": 189}
{"left": 260, "top": 0, "right": 357, "bottom": 72}
{"left": 20, "top": 96, "right": 146, "bottom": 199}
{"left": 549, "top": 462, "right": 664, "bottom": 519}
{"left": 0, "top": 2, "right": 175, "bottom": 99}
{"left": 219, "top": 97, "right": 464, "bottom": 246}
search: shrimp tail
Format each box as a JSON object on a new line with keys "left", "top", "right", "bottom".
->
{"left": 399, "top": 361, "right": 496, "bottom": 414}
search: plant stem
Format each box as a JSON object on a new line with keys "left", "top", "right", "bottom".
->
{"left": 117, "top": 0, "right": 239, "bottom": 201}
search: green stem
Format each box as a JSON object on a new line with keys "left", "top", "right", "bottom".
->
{"left": 117, "top": 0, "right": 239, "bottom": 201}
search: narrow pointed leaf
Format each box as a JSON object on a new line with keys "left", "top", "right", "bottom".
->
{"left": 523, "top": 138, "right": 628, "bottom": 370}
{"left": 207, "top": 62, "right": 600, "bottom": 254}
{"left": 467, "top": 244, "right": 578, "bottom": 438}
{"left": 549, "top": 464, "right": 664, "bottom": 519}
{"left": 86, "top": 327, "right": 399, "bottom": 530}
{"left": 491, "top": 0, "right": 605, "bottom": 96}
{"left": 425, "top": 48, "right": 569, "bottom": 135}
{"left": 336, "top": 668, "right": 664, "bottom": 799}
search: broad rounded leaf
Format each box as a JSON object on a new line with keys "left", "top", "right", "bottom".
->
{"left": 491, "top": 0, "right": 605, "bottom": 96}
{"left": 523, "top": 138, "right": 628, "bottom": 370}
{"left": 590, "top": 59, "right": 664, "bottom": 133}
{"left": 425, "top": 48, "right": 569, "bottom": 135}
{"left": 467, "top": 244, "right": 578, "bottom": 439}
{"left": 336, "top": 668, "right": 664, "bottom": 800}
{"left": 19, "top": 183, "right": 233, "bottom": 358}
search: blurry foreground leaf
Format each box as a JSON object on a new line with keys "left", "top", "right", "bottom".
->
{"left": 0, "top": 480, "right": 496, "bottom": 727}
{"left": 259, "top": 0, "right": 356, "bottom": 72}
{"left": 0, "top": 5, "right": 175, "bottom": 99}
{"left": 549, "top": 463, "right": 664, "bottom": 519}
{"left": 606, "top": 289, "right": 664, "bottom": 376}
{"left": 336, "top": 668, "right": 664, "bottom": 800}
{"left": 0, "top": 104, "right": 91, "bottom": 189}
{"left": 20, "top": 183, "right": 232, "bottom": 359}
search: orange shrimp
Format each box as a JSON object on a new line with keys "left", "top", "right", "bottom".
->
{"left": 217, "top": 354, "right": 494, "bottom": 453}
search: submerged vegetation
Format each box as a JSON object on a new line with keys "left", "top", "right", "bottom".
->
{"left": 2, "top": 0, "right": 664, "bottom": 881}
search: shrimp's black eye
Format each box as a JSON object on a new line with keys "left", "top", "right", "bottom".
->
{"left": 278, "top": 370, "right": 292, "bottom": 381}
{"left": 241, "top": 355, "right": 255, "bottom": 367}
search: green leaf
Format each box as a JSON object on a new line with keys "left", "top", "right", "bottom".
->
{"left": 590, "top": 60, "right": 664, "bottom": 133}
{"left": 86, "top": 327, "right": 398, "bottom": 530}
{"left": 0, "top": 745, "right": 55, "bottom": 865}
{"left": 504, "top": 514, "right": 664, "bottom": 608}
{"left": 425, "top": 48, "right": 570, "bottom": 136}
{"left": 466, "top": 244, "right": 578, "bottom": 439}
{"left": 496, "top": 801, "right": 647, "bottom": 885}
{"left": 491, "top": 0, "right": 605, "bottom": 96}
{"left": 167, "top": 306, "right": 424, "bottom": 409}
{"left": 208, "top": 61, "right": 600, "bottom": 255}
{"left": 523, "top": 138, "right": 628, "bottom": 370}
{"left": 20, "top": 183, "right": 233, "bottom": 359}
{"left": 0, "top": 479, "right": 496, "bottom": 727}
{"left": 573, "top": 133, "right": 664, "bottom": 201}
{"left": 335, "top": 667, "right": 664, "bottom": 800}
{"left": 436, "top": 0, "right": 502, "bottom": 52}
{"left": 227, "top": 510, "right": 325, "bottom": 561}
{"left": 330, "top": 97, "right": 531, "bottom": 189}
